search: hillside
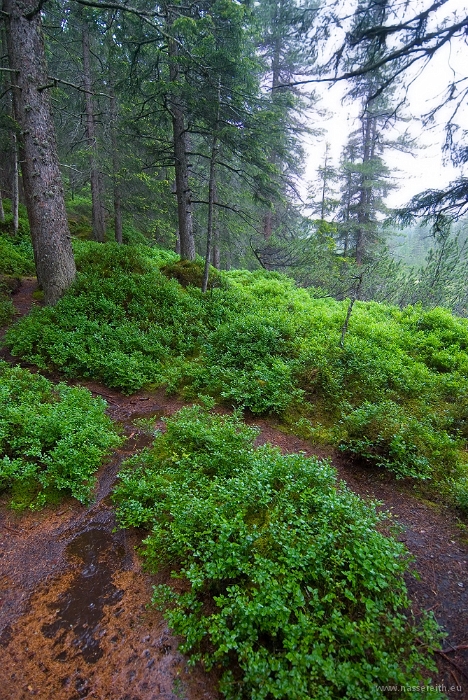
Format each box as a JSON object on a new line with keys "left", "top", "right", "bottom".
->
{"left": 1, "top": 236, "right": 468, "bottom": 698}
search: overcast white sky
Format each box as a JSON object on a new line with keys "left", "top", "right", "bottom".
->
{"left": 303, "top": 1, "right": 467, "bottom": 209}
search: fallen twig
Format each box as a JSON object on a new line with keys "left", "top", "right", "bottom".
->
{"left": 435, "top": 650, "right": 468, "bottom": 681}
{"left": 441, "top": 644, "right": 468, "bottom": 653}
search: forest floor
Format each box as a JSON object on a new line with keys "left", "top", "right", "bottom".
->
{"left": 0, "top": 278, "right": 467, "bottom": 700}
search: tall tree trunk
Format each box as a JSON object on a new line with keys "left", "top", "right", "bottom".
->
{"left": 0, "top": 23, "right": 6, "bottom": 224}
{"left": 212, "top": 185, "right": 220, "bottom": 269}
{"left": 4, "top": 0, "right": 76, "bottom": 304}
{"left": 263, "top": 211, "right": 273, "bottom": 239}
{"left": 168, "top": 21, "right": 195, "bottom": 261}
{"left": 113, "top": 177, "right": 122, "bottom": 244}
{"left": 11, "top": 130, "right": 19, "bottom": 234}
{"left": 170, "top": 97, "right": 195, "bottom": 259}
{"left": 343, "top": 168, "right": 352, "bottom": 257}
{"left": 202, "top": 80, "right": 220, "bottom": 293}
{"left": 82, "top": 19, "right": 106, "bottom": 243}
{"left": 263, "top": 1, "right": 282, "bottom": 240}
{"left": 109, "top": 86, "right": 122, "bottom": 244}
{"left": 202, "top": 135, "right": 218, "bottom": 293}
{"left": 356, "top": 113, "right": 374, "bottom": 265}
{"left": 172, "top": 111, "right": 195, "bottom": 260}
{"left": 212, "top": 235, "right": 220, "bottom": 269}
{"left": 320, "top": 143, "right": 330, "bottom": 221}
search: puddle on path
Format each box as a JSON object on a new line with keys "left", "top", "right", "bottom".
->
{"left": 42, "top": 528, "right": 124, "bottom": 664}
{"left": 0, "top": 405, "right": 220, "bottom": 700}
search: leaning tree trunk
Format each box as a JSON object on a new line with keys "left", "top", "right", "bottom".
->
{"left": 4, "top": 0, "right": 76, "bottom": 305}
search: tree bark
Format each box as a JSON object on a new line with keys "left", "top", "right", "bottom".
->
{"left": 202, "top": 134, "right": 218, "bottom": 293}
{"left": 212, "top": 185, "right": 220, "bottom": 269}
{"left": 82, "top": 18, "right": 106, "bottom": 243}
{"left": 0, "top": 190, "right": 4, "bottom": 223}
{"left": 343, "top": 169, "right": 352, "bottom": 257}
{"left": 356, "top": 113, "right": 375, "bottom": 265}
{"left": 320, "top": 143, "right": 330, "bottom": 221}
{"left": 11, "top": 130, "right": 19, "bottom": 234}
{"left": 168, "top": 17, "right": 195, "bottom": 261}
{"left": 212, "top": 228, "right": 220, "bottom": 269}
{"left": 171, "top": 104, "right": 195, "bottom": 259}
{"left": 262, "top": 0, "right": 282, "bottom": 240}
{"left": 4, "top": 0, "right": 76, "bottom": 305}
{"left": 202, "top": 78, "right": 221, "bottom": 293}
{"left": 113, "top": 181, "right": 122, "bottom": 244}
{"left": 109, "top": 87, "right": 122, "bottom": 244}
{"left": 263, "top": 211, "right": 273, "bottom": 239}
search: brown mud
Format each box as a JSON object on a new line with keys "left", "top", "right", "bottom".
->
{"left": 1, "top": 279, "right": 467, "bottom": 699}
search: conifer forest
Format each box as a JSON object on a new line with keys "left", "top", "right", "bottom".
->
{"left": 1, "top": 1, "right": 468, "bottom": 698}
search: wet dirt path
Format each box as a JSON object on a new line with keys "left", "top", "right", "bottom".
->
{"left": 1, "top": 283, "right": 218, "bottom": 699}
{"left": 0, "top": 384, "right": 219, "bottom": 700}
{"left": 1, "top": 279, "right": 468, "bottom": 699}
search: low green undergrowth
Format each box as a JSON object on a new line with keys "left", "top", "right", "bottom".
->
{"left": 337, "top": 400, "right": 462, "bottom": 481}
{"left": 0, "top": 200, "right": 35, "bottom": 275}
{"left": 113, "top": 406, "right": 443, "bottom": 700}
{"left": 161, "top": 258, "right": 225, "bottom": 289}
{"left": 0, "top": 237, "right": 35, "bottom": 275}
{"left": 0, "top": 282, "right": 15, "bottom": 326}
{"left": 0, "top": 361, "right": 122, "bottom": 508}
{"left": 3, "top": 243, "right": 468, "bottom": 498}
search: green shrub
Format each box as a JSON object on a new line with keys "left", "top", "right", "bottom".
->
{"left": 0, "top": 296, "right": 14, "bottom": 326}
{"left": 0, "top": 199, "right": 30, "bottom": 238}
{"left": 73, "top": 240, "right": 156, "bottom": 275}
{"left": 0, "top": 361, "right": 122, "bottom": 508}
{"left": 0, "top": 238, "right": 35, "bottom": 275}
{"left": 338, "top": 400, "right": 461, "bottom": 480}
{"left": 452, "top": 477, "right": 468, "bottom": 514}
{"left": 113, "top": 406, "right": 443, "bottom": 700}
{"left": 121, "top": 224, "right": 151, "bottom": 246}
{"left": 161, "top": 258, "right": 225, "bottom": 289}
{"left": 4, "top": 243, "right": 468, "bottom": 488}
{"left": 66, "top": 195, "right": 92, "bottom": 239}
{"left": 0, "top": 275, "right": 18, "bottom": 326}
{"left": 200, "top": 313, "right": 301, "bottom": 413}
{"left": 4, "top": 245, "right": 209, "bottom": 392}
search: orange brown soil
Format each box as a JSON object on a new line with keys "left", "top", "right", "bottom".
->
{"left": 1, "top": 279, "right": 467, "bottom": 699}
{"left": 0, "top": 388, "right": 219, "bottom": 700}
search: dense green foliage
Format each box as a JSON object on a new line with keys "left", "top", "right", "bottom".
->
{"left": 0, "top": 202, "right": 35, "bottom": 276}
{"left": 0, "top": 361, "right": 122, "bottom": 508}
{"left": 0, "top": 237, "right": 35, "bottom": 275}
{"left": 0, "top": 283, "right": 15, "bottom": 326}
{"left": 4, "top": 242, "right": 468, "bottom": 500}
{"left": 114, "top": 406, "right": 443, "bottom": 700}
{"left": 0, "top": 204, "right": 34, "bottom": 324}
{"left": 0, "top": 201, "right": 33, "bottom": 323}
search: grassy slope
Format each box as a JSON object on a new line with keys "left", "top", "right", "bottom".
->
{"left": 3, "top": 240, "right": 468, "bottom": 500}
{"left": 0, "top": 232, "right": 460, "bottom": 696}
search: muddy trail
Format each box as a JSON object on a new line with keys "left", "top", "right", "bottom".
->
{"left": 1, "top": 279, "right": 468, "bottom": 700}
